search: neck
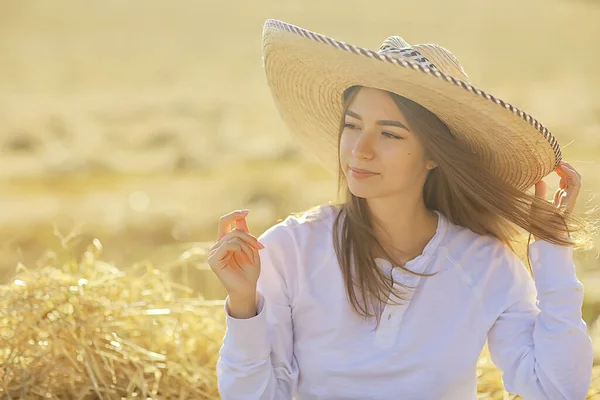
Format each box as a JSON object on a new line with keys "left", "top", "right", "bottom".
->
{"left": 367, "top": 196, "right": 438, "bottom": 263}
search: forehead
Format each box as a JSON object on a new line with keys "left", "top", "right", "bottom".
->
{"left": 346, "top": 87, "right": 406, "bottom": 121}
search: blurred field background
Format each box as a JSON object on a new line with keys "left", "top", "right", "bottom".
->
{"left": 1, "top": 0, "right": 600, "bottom": 398}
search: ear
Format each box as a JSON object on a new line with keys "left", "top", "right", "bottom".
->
{"left": 426, "top": 161, "right": 438, "bottom": 170}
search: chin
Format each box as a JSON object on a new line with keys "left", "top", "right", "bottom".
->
{"left": 347, "top": 183, "right": 374, "bottom": 197}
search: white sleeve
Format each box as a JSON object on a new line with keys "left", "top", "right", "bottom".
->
{"left": 216, "top": 221, "right": 299, "bottom": 400}
{"left": 487, "top": 240, "right": 593, "bottom": 400}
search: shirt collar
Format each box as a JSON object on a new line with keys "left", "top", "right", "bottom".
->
{"left": 375, "top": 209, "right": 448, "bottom": 274}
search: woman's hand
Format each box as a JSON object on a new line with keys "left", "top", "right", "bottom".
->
{"left": 534, "top": 161, "right": 582, "bottom": 214}
{"left": 532, "top": 161, "right": 582, "bottom": 240}
{"left": 207, "top": 210, "right": 265, "bottom": 301}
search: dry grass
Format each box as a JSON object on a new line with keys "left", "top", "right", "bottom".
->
{"left": 0, "top": 241, "right": 224, "bottom": 399}
{"left": 1, "top": 240, "right": 600, "bottom": 399}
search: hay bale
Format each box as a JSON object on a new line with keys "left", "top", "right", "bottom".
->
{"left": 1, "top": 239, "right": 599, "bottom": 399}
{"left": 0, "top": 239, "right": 225, "bottom": 399}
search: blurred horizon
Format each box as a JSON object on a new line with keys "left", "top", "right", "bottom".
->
{"left": 0, "top": 0, "right": 599, "bottom": 306}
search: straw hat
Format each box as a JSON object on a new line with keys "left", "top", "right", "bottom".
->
{"left": 261, "top": 19, "right": 562, "bottom": 192}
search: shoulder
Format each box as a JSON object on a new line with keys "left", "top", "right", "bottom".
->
{"left": 257, "top": 203, "right": 340, "bottom": 250}
{"left": 441, "top": 221, "right": 528, "bottom": 289}
{"left": 442, "top": 222, "right": 511, "bottom": 266}
{"left": 440, "top": 220, "right": 534, "bottom": 313}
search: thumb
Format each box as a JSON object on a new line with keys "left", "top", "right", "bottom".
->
{"left": 534, "top": 180, "right": 547, "bottom": 201}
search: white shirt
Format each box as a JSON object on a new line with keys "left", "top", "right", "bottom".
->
{"left": 216, "top": 204, "right": 593, "bottom": 400}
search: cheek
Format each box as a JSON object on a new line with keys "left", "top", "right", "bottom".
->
{"left": 382, "top": 148, "right": 427, "bottom": 178}
{"left": 339, "top": 136, "right": 353, "bottom": 159}
{"left": 339, "top": 133, "right": 352, "bottom": 148}
{"left": 387, "top": 148, "right": 416, "bottom": 166}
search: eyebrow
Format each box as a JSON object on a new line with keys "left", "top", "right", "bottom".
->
{"left": 345, "top": 109, "right": 410, "bottom": 132}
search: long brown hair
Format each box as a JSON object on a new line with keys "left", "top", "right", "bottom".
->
{"left": 295, "top": 85, "right": 596, "bottom": 329}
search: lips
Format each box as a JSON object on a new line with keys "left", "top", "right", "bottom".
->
{"left": 350, "top": 167, "right": 378, "bottom": 174}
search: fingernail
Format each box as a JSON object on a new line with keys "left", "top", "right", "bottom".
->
{"left": 240, "top": 209, "right": 249, "bottom": 214}
{"left": 257, "top": 241, "right": 265, "bottom": 249}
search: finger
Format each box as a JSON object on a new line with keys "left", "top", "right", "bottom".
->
{"left": 560, "top": 187, "right": 579, "bottom": 214}
{"left": 217, "top": 210, "right": 249, "bottom": 240}
{"left": 559, "top": 189, "right": 570, "bottom": 208}
{"left": 236, "top": 216, "right": 250, "bottom": 234}
{"left": 553, "top": 188, "right": 562, "bottom": 206}
{"left": 559, "top": 174, "right": 568, "bottom": 190}
{"left": 565, "top": 184, "right": 581, "bottom": 207}
{"left": 235, "top": 239, "right": 255, "bottom": 265}
{"left": 220, "top": 238, "right": 255, "bottom": 266}
{"left": 559, "top": 190, "right": 571, "bottom": 211}
{"left": 534, "top": 180, "right": 547, "bottom": 200}
{"left": 226, "top": 229, "right": 264, "bottom": 250}
{"left": 251, "top": 246, "right": 259, "bottom": 265}
{"left": 557, "top": 162, "right": 581, "bottom": 183}
{"left": 559, "top": 161, "right": 582, "bottom": 179}
{"left": 561, "top": 167, "right": 582, "bottom": 193}
{"left": 556, "top": 166, "right": 581, "bottom": 198}
{"left": 208, "top": 239, "right": 235, "bottom": 270}
{"left": 561, "top": 165, "right": 582, "bottom": 187}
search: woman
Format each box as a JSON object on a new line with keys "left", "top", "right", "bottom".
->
{"left": 208, "top": 19, "right": 595, "bottom": 399}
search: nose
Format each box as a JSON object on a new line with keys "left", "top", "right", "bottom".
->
{"left": 351, "top": 131, "right": 376, "bottom": 160}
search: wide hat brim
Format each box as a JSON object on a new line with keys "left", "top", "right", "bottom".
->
{"left": 261, "top": 19, "right": 561, "bottom": 192}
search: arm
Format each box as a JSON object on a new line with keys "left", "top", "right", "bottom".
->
{"left": 217, "top": 222, "right": 299, "bottom": 400}
{"left": 487, "top": 240, "right": 594, "bottom": 399}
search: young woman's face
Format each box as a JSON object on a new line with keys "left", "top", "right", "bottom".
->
{"left": 339, "top": 87, "right": 436, "bottom": 199}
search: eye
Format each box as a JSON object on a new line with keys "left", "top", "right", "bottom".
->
{"left": 344, "top": 122, "right": 357, "bottom": 129}
{"left": 382, "top": 132, "right": 403, "bottom": 140}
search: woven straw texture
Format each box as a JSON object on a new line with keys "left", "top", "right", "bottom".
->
{"left": 262, "top": 19, "right": 561, "bottom": 191}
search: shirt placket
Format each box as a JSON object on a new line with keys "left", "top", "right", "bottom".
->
{"left": 373, "top": 262, "right": 427, "bottom": 349}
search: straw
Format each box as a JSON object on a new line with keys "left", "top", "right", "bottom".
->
{"left": 0, "top": 239, "right": 224, "bottom": 399}
{"left": 1, "top": 238, "right": 598, "bottom": 399}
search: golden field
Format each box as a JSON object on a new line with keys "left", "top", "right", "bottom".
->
{"left": 0, "top": 0, "right": 599, "bottom": 398}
